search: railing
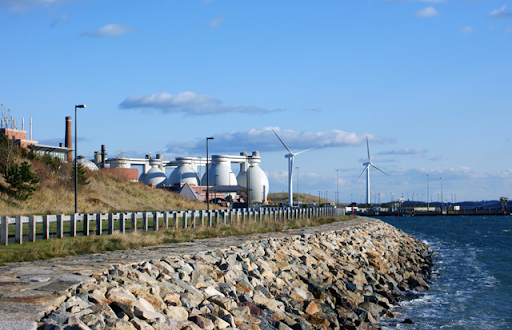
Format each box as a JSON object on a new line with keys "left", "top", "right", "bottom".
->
{"left": 0, "top": 207, "right": 342, "bottom": 246}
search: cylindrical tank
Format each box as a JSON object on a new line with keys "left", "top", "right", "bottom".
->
{"left": 168, "top": 157, "right": 200, "bottom": 186}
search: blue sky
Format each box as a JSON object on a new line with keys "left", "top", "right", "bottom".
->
{"left": 1, "top": 0, "right": 511, "bottom": 203}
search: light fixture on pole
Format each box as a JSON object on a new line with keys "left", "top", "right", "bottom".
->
{"left": 426, "top": 174, "right": 430, "bottom": 212}
{"left": 335, "top": 169, "right": 340, "bottom": 205}
{"left": 74, "top": 104, "right": 86, "bottom": 214}
{"left": 206, "top": 137, "right": 214, "bottom": 211}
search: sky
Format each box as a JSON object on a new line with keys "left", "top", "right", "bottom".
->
{"left": 1, "top": 0, "right": 511, "bottom": 204}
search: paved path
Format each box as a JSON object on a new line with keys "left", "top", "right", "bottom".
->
{"left": 0, "top": 217, "right": 374, "bottom": 329}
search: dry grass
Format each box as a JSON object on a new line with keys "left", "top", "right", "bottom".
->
{"left": 0, "top": 214, "right": 355, "bottom": 265}
{"left": 0, "top": 161, "right": 217, "bottom": 216}
{"left": 268, "top": 192, "right": 336, "bottom": 205}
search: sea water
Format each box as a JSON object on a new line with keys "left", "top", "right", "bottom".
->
{"left": 380, "top": 215, "right": 512, "bottom": 329}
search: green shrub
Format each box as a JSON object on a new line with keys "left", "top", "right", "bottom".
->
{"left": 4, "top": 161, "right": 40, "bottom": 200}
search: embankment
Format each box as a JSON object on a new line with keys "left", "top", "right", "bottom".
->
{"left": 37, "top": 217, "right": 432, "bottom": 329}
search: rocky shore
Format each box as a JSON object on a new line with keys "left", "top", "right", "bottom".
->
{"left": 35, "top": 218, "right": 433, "bottom": 330}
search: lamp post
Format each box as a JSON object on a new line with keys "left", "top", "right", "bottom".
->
{"left": 440, "top": 177, "right": 443, "bottom": 213}
{"left": 426, "top": 174, "right": 430, "bottom": 212}
{"left": 335, "top": 169, "right": 340, "bottom": 205}
{"left": 206, "top": 137, "right": 214, "bottom": 211}
{"left": 74, "top": 104, "right": 86, "bottom": 214}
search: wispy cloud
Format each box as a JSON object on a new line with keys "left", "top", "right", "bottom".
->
{"left": 378, "top": 148, "right": 427, "bottom": 157}
{"left": 162, "top": 127, "right": 385, "bottom": 155}
{"left": 415, "top": 6, "right": 440, "bottom": 17}
{"left": 460, "top": 26, "right": 474, "bottom": 35}
{"left": 489, "top": 6, "right": 512, "bottom": 19}
{"left": 0, "top": 0, "right": 64, "bottom": 13}
{"left": 207, "top": 14, "right": 228, "bottom": 28}
{"left": 83, "top": 24, "right": 136, "bottom": 37}
{"left": 119, "top": 91, "right": 275, "bottom": 115}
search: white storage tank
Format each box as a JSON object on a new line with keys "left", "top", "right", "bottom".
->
{"left": 201, "top": 155, "right": 237, "bottom": 187}
{"left": 237, "top": 151, "right": 269, "bottom": 203}
{"left": 167, "top": 157, "right": 200, "bottom": 186}
{"left": 142, "top": 157, "right": 166, "bottom": 187}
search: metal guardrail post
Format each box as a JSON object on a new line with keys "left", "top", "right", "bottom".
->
{"left": 153, "top": 212, "right": 159, "bottom": 231}
{"left": 119, "top": 213, "right": 126, "bottom": 234}
{"left": 131, "top": 213, "right": 137, "bottom": 232}
{"left": 70, "top": 213, "right": 77, "bottom": 237}
{"left": 108, "top": 213, "right": 114, "bottom": 235}
{"left": 163, "top": 212, "right": 169, "bottom": 229}
{"left": 96, "top": 213, "right": 102, "bottom": 235}
{"left": 43, "top": 215, "right": 50, "bottom": 240}
{"left": 183, "top": 212, "right": 188, "bottom": 229}
{"left": 143, "top": 212, "right": 149, "bottom": 231}
{"left": 15, "top": 216, "right": 23, "bottom": 244}
{"left": 84, "top": 214, "right": 90, "bottom": 236}
{"left": 173, "top": 212, "right": 178, "bottom": 229}
{"left": 29, "top": 215, "right": 36, "bottom": 243}
{"left": 1, "top": 216, "right": 8, "bottom": 246}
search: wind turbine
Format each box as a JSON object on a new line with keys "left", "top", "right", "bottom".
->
{"left": 272, "top": 129, "right": 315, "bottom": 207}
{"left": 358, "top": 135, "right": 388, "bottom": 205}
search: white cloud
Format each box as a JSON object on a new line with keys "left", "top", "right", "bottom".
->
{"left": 378, "top": 148, "right": 427, "bottom": 157}
{"left": 207, "top": 15, "right": 227, "bottom": 28}
{"left": 119, "top": 91, "right": 274, "bottom": 115}
{"left": 489, "top": 6, "right": 512, "bottom": 19}
{"left": 162, "top": 127, "right": 385, "bottom": 155}
{"left": 415, "top": 6, "right": 440, "bottom": 17}
{"left": 90, "top": 24, "right": 136, "bottom": 37}
{"left": 460, "top": 26, "right": 474, "bottom": 35}
{"left": 0, "top": 0, "right": 64, "bottom": 13}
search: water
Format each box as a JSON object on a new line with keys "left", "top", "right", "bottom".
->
{"left": 380, "top": 215, "right": 512, "bottom": 329}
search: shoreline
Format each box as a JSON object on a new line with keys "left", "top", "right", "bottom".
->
{"left": 0, "top": 217, "right": 433, "bottom": 329}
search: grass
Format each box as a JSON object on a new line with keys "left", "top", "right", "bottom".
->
{"left": 0, "top": 162, "right": 218, "bottom": 217}
{"left": 0, "top": 214, "right": 356, "bottom": 265}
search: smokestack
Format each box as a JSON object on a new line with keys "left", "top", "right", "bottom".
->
{"left": 101, "top": 145, "right": 106, "bottom": 169}
{"left": 65, "top": 116, "right": 72, "bottom": 162}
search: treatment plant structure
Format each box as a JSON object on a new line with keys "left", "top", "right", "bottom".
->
{"left": 100, "top": 151, "right": 270, "bottom": 205}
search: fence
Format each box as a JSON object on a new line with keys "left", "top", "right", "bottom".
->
{"left": 0, "top": 207, "right": 342, "bottom": 246}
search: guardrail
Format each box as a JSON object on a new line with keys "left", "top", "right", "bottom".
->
{"left": 0, "top": 207, "right": 342, "bottom": 246}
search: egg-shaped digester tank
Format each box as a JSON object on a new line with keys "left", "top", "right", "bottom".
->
{"left": 167, "top": 157, "right": 199, "bottom": 187}
{"left": 201, "top": 155, "right": 237, "bottom": 188}
{"left": 142, "top": 157, "right": 166, "bottom": 187}
{"left": 237, "top": 151, "right": 269, "bottom": 203}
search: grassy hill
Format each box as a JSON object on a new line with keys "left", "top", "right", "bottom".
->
{"left": 0, "top": 160, "right": 215, "bottom": 217}
{"left": 268, "top": 192, "right": 336, "bottom": 205}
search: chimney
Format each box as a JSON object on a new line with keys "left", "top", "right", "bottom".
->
{"left": 65, "top": 116, "right": 72, "bottom": 162}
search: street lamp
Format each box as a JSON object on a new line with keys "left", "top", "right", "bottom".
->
{"left": 206, "top": 137, "right": 214, "bottom": 211}
{"left": 74, "top": 104, "right": 86, "bottom": 214}
{"left": 426, "top": 174, "right": 430, "bottom": 212}
{"left": 335, "top": 169, "right": 340, "bottom": 205}
{"left": 440, "top": 176, "right": 443, "bottom": 213}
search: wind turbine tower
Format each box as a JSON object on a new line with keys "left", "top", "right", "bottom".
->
{"left": 359, "top": 135, "right": 388, "bottom": 205}
{"left": 272, "top": 129, "right": 314, "bottom": 207}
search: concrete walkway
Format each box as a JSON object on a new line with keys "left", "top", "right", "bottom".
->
{"left": 0, "top": 217, "right": 374, "bottom": 329}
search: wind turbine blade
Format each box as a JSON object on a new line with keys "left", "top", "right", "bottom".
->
{"left": 272, "top": 129, "right": 293, "bottom": 155}
{"left": 371, "top": 163, "right": 388, "bottom": 176}
{"left": 357, "top": 165, "right": 370, "bottom": 180}
{"left": 294, "top": 146, "right": 317, "bottom": 156}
